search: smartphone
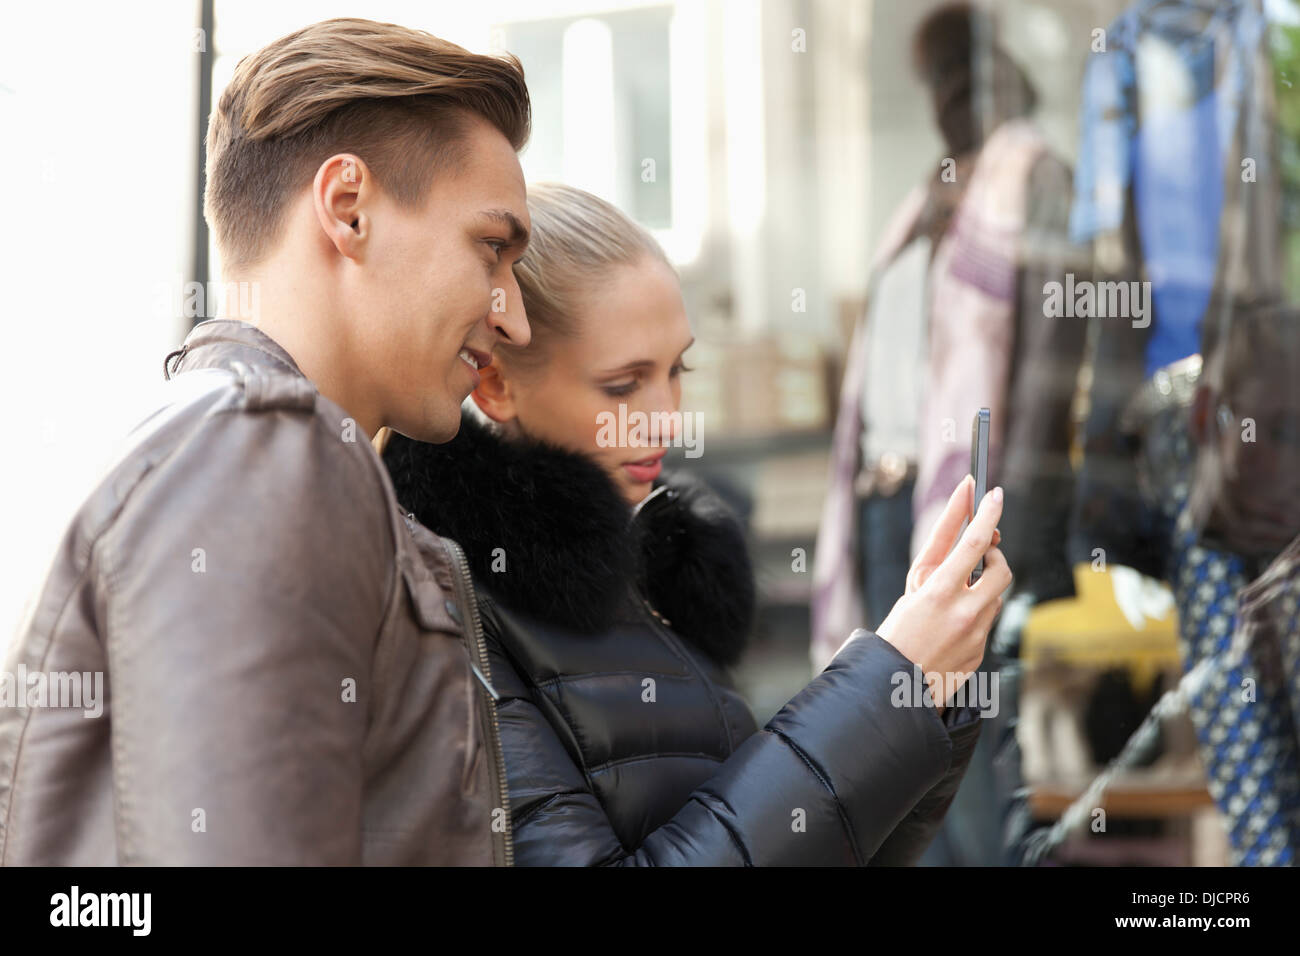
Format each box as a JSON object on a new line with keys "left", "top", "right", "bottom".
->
{"left": 969, "top": 407, "right": 991, "bottom": 585}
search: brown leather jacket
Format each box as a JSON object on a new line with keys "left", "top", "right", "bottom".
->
{"left": 0, "top": 319, "right": 511, "bottom": 865}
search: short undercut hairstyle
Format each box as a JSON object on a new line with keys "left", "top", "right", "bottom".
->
{"left": 204, "top": 18, "right": 531, "bottom": 270}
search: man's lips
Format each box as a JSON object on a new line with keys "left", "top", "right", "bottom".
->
{"left": 457, "top": 346, "right": 492, "bottom": 388}
{"left": 458, "top": 346, "right": 492, "bottom": 371}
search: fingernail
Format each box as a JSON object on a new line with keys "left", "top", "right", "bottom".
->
{"left": 993, "top": 486, "right": 1003, "bottom": 503}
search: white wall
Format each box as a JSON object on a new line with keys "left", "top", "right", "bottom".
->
{"left": 0, "top": 1, "right": 200, "bottom": 645}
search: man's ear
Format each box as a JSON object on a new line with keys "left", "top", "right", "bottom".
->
{"left": 312, "top": 153, "right": 372, "bottom": 262}
{"left": 471, "top": 364, "right": 518, "bottom": 424}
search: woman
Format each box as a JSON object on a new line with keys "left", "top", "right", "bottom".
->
{"left": 382, "top": 182, "right": 1009, "bottom": 865}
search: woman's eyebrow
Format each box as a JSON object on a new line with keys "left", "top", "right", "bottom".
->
{"left": 597, "top": 358, "right": 655, "bottom": 376}
{"left": 596, "top": 338, "right": 695, "bottom": 376}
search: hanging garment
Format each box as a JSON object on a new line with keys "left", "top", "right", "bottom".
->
{"left": 1069, "top": 0, "right": 1280, "bottom": 581}
{"left": 1071, "top": 0, "right": 1266, "bottom": 371}
{"left": 859, "top": 237, "right": 930, "bottom": 474}
{"left": 909, "top": 118, "right": 1046, "bottom": 564}
{"left": 855, "top": 236, "right": 931, "bottom": 629}
{"left": 811, "top": 185, "right": 927, "bottom": 668}
{"left": 1154, "top": 358, "right": 1300, "bottom": 865}
{"left": 812, "top": 119, "right": 1076, "bottom": 668}
{"left": 1171, "top": 506, "right": 1300, "bottom": 865}
{"left": 1236, "top": 532, "right": 1300, "bottom": 785}
{"left": 813, "top": 118, "right": 1083, "bottom": 668}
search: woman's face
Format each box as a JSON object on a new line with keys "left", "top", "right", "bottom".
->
{"left": 480, "top": 255, "right": 694, "bottom": 506}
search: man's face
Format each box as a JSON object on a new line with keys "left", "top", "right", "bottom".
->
{"left": 359, "top": 115, "right": 531, "bottom": 442}
{"left": 1215, "top": 370, "right": 1300, "bottom": 551}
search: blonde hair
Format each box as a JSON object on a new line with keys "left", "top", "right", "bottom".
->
{"left": 205, "top": 18, "right": 530, "bottom": 271}
{"left": 504, "top": 183, "right": 672, "bottom": 370}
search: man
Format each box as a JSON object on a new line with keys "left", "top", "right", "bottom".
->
{"left": 0, "top": 18, "right": 532, "bottom": 864}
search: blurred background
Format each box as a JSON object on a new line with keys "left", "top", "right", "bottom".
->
{"left": 4, "top": 0, "right": 1300, "bottom": 866}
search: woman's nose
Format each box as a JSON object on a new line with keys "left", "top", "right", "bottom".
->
{"left": 644, "top": 388, "right": 679, "bottom": 444}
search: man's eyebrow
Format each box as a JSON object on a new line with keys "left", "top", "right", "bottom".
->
{"left": 597, "top": 337, "right": 696, "bottom": 376}
{"left": 480, "top": 209, "right": 529, "bottom": 246}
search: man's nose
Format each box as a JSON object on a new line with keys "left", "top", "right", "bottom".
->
{"left": 489, "top": 273, "right": 531, "bottom": 348}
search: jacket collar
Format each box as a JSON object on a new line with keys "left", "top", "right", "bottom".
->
{"left": 382, "top": 414, "right": 755, "bottom": 667}
{"left": 166, "top": 319, "right": 305, "bottom": 381}
{"left": 385, "top": 413, "right": 639, "bottom": 635}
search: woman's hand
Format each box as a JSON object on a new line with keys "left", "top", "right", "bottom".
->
{"left": 903, "top": 475, "right": 1000, "bottom": 595}
{"left": 872, "top": 475, "right": 1012, "bottom": 712}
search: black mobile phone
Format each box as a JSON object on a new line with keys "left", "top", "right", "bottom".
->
{"left": 969, "top": 408, "right": 990, "bottom": 585}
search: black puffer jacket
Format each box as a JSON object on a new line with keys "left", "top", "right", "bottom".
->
{"left": 384, "top": 416, "right": 982, "bottom": 865}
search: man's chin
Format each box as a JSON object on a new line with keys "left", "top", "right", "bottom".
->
{"left": 399, "top": 401, "right": 461, "bottom": 445}
{"left": 428, "top": 417, "right": 462, "bottom": 444}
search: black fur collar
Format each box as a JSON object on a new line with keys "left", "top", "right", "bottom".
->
{"left": 382, "top": 414, "right": 753, "bottom": 667}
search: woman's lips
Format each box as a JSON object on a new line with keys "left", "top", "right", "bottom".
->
{"left": 623, "top": 452, "right": 665, "bottom": 483}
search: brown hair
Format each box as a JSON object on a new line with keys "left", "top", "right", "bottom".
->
{"left": 505, "top": 182, "right": 672, "bottom": 371}
{"left": 911, "top": 3, "right": 1036, "bottom": 156}
{"left": 204, "top": 18, "right": 531, "bottom": 270}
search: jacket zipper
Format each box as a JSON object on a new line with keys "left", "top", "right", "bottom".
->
{"left": 439, "top": 531, "right": 514, "bottom": 867}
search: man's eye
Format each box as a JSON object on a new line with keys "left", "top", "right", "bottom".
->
{"left": 484, "top": 239, "right": 508, "bottom": 260}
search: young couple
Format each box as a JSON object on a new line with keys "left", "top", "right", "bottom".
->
{"left": 0, "top": 18, "right": 1009, "bottom": 866}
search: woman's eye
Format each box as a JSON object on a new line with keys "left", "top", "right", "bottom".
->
{"left": 670, "top": 362, "right": 694, "bottom": 378}
{"left": 483, "top": 239, "right": 508, "bottom": 260}
{"left": 603, "top": 381, "right": 637, "bottom": 398}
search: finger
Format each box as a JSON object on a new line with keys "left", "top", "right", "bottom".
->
{"left": 972, "top": 545, "right": 1013, "bottom": 598}
{"left": 936, "top": 486, "right": 1004, "bottom": 591}
{"left": 962, "top": 586, "right": 1006, "bottom": 662}
{"left": 969, "top": 593, "right": 1003, "bottom": 650}
{"left": 912, "top": 475, "right": 973, "bottom": 579}
{"left": 918, "top": 535, "right": 996, "bottom": 592}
